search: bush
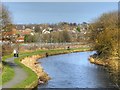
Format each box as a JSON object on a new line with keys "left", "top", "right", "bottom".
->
{"left": 2, "top": 44, "right": 13, "bottom": 56}
{"left": 91, "top": 11, "right": 118, "bottom": 58}
{"left": 24, "top": 35, "right": 36, "bottom": 43}
{"left": 95, "top": 28, "right": 118, "bottom": 58}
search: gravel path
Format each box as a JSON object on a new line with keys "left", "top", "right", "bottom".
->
{"left": 2, "top": 57, "right": 28, "bottom": 88}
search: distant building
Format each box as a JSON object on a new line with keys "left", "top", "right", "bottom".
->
{"left": 17, "top": 28, "right": 34, "bottom": 36}
{"left": 16, "top": 36, "right": 24, "bottom": 43}
{"left": 80, "top": 22, "right": 89, "bottom": 31}
{"left": 2, "top": 28, "right": 18, "bottom": 43}
{"left": 42, "top": 29, "right": 50, "bottom": 34}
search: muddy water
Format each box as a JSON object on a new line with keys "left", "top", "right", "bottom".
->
{"left": 38, "top": 51, "right": 116, "bottom": 88}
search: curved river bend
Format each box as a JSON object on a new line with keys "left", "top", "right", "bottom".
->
{"left": 38, "top": 51, "right": 116, "bottom": 89}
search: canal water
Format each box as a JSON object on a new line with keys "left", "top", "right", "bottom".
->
{"left": 38, "top": 51, "right": 116, "bottom": 89}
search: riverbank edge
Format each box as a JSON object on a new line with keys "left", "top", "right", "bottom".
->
{"left": 89, "top": 56, "right": 120, "bottom": 89}
{"left": 14, "top": 47, "right": 92, "bottom": 89}
{"left": 89, "top": 56, "right": 107, "bottom": 66}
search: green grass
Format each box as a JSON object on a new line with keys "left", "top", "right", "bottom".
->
{"left": 0, "top": 47, "right": 91, "bottom": 88}
{"left": 13, "top": 51, "right": 46, "bottom": 88}
{"left": 0, "top": 54, "right": 15, "bottom": 85}
{"left": 12, "top": 50, "right": 50, "bottom": 88}
{"left": 2, "top": 54, "right": 13, "bottom": 61}
{"left": 1, "top": 64, "right": 14, "bottom": 85}
{"left": 13, "top": 47, "right": 91, "bottom": 88}
{"left": 14, "top": 57, "right": 38, "bottom": 88}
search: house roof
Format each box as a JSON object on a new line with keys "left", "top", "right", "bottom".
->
{"left": 3, "top": 31, "right": 13, "bottom": 36}
{"left": 17, "top": 36, "right": 24, "bottom": 40}
{"left": 3, "top": 28, "right": 17, "bottom": 36}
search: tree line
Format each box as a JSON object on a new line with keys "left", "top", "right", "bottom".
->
{"left": 24, "top": 30, "right": 74, "bottom": 43}
{"left": 91, "top": 11, "right": 118, "bottom": 58}
{"left": 90, "top": 11, "right": 119, "bottom": 86}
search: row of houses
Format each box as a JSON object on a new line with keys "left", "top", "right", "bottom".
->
{"left": 1, "top": 22, "right": 90, "bottom": 43}
{"left": 2, "top": 28, "right": 34, "bottom": 43}
{"left": 15, "top": 22, "right": 89, "bottom": 33}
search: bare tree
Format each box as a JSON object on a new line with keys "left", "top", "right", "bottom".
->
{"left": 0, "top": 4, "right": 13, "bottom": 56}
{"left": 1, "top": 4, "right": 12, "bottom": 32}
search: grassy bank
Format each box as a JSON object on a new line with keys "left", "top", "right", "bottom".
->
{"left": 14, "top": 57, "right": 38, "bottom": 88}
{"left": 13, "top": 47, "right": 91, "bottom": 89}
{"left": 1, "top": 54, "right": 14, "bottom": 85}
{"left": 2, "top": 54, "right": 13, "bottom": 61}
{"left": 1, "top": 64, "right": 14, "bottom": 85}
